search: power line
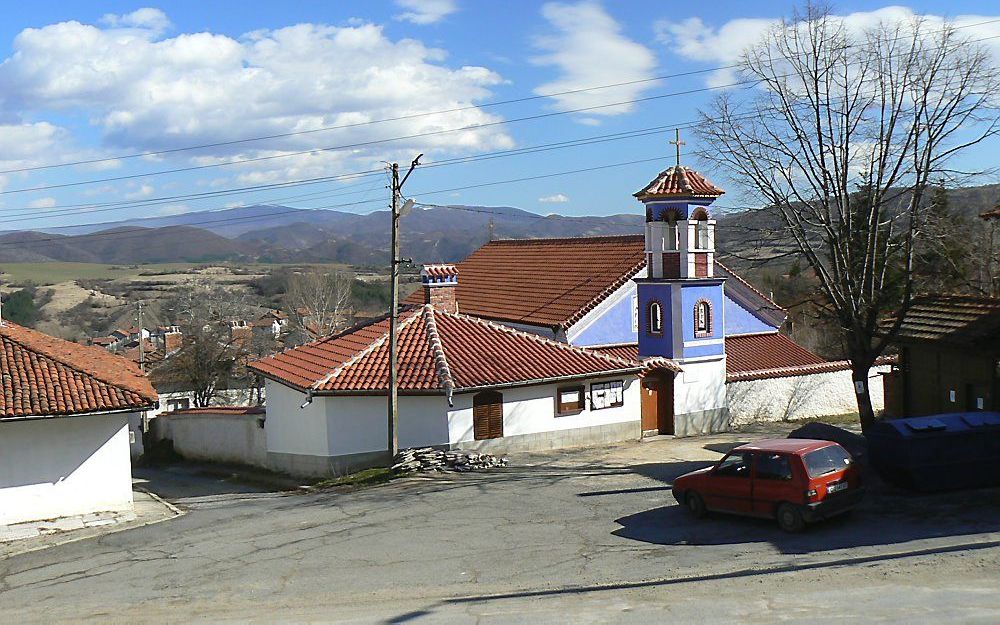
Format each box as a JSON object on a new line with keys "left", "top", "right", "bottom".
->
{"left": 0, "top": 67, "right": 735, "bottom": 176}
{"left": 0, "top": 122, "right": 686, "bottom": 222}
{"left": 0, "top": 155, "right": 668, "bottom": 248}
{"left": 4, "top": 15, "right": 997, "bottom": 177}
{"left": 0, "top": 18, "right": 1000, "bottom": 185}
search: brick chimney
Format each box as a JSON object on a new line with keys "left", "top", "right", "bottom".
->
{"left": 421, "top": 264, "right": 459, "bottom": 313}
{"left": 164, "top": 326, "right": 182, "bottom": 353}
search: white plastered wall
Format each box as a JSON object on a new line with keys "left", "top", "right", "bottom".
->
{"left": 263, "top": 380, "right": 329, "bottom": 457}
{"left": 262, "top": 375, "right": 642, "bottom": 458}
{"left": 0, "top": 412, "right": 134, "bottom": 526}
{"left": 447, "top": 375, "right": 641, "bottom": 444}
{"left": 674, "top": 358, "right": 727, "bottom": 416}
{"left": 727, "top": 365, "right": 889, "bottom": 427}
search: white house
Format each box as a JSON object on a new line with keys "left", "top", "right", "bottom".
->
{"left": 251, "top": 266, "right": 671, "bottom": 476}
{"left": 0, "top": 321, "right": 157, "bottom": 526}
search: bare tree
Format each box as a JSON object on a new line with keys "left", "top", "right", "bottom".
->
{"left": 285, "top": 268, "right": 354, "bottom": 339}
{"left": 698, "top": 6, "right": 1000, "bottom": 429}
{"left": 156, "top": 281, "right": 257, "bottom": 407}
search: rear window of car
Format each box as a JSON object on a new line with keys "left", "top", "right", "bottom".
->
{"left": 802, "top": 445, "right": 852, "bottom": 478}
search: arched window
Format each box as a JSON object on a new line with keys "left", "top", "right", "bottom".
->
{"left": 691, "top": 208, "right": 710, "bottom": 249}
{"left": 662, "top": 210, "right": 679, "bottom": 250}
{"left": 694, "top": 300, "right": 712, "bottom": 337}
{"left": 648, "top": 301, "right": 663, "bottom": 335}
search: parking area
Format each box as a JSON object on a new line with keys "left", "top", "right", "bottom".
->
{"left": 2, "top": 423, "right": 998, "bottom": 623}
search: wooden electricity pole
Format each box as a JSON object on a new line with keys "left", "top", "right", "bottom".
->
{"left": 387, "top": 154, "right": 422, "bottom": 462}
{"left": 136, "top": 301, "right": 145, "bottom": 372}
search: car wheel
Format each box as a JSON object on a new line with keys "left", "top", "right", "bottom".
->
{"left": 686, "top": 491, "right": 707, "bottom": 518}
{"left": 776, "top": 503, "right": 805, "bottom": 533}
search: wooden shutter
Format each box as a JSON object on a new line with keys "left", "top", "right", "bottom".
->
{"left": 473, "top": 391, "right": 503, "bottom": 440}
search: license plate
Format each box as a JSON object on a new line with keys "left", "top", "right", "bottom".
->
{"left": 827, "top": 482, "right": 848, "bottom": 494}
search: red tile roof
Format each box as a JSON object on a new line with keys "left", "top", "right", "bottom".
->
{"left": 0, "top": 322, "right": 158, "bottom": 419}
{"left": 422, "top": 264, "right": 459, "bottom": 279}
{"left": 251, "top": 305, "right": 648, "bottom": 394}
{"left": 634, "top": 166, "right": 725, "bottom": 199}
{"left": 887, "top": 295, "right": 1000, "bottom": 348}
{"left": 403, "top": 235, "right": 785, "bottom": 330}
{"left": 589, "top": 333, "right": 834, "bottom": 381}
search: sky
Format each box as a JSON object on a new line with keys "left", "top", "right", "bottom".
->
{"left": 0, "top": 0, "right": 998, "bottom": 231}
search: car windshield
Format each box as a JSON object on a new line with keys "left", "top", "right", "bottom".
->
{"left": 803, "top": 445, "right": 852, "bottom": 478}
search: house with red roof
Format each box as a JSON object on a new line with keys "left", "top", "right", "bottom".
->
{"left": 250, "top": 160, "right": 886, "bottom": 476}
{"left": 251, "top": 264, "right": 671, "bottom": 475}
{"left": 0, "top": 321, "right": 157, "bottom": 526}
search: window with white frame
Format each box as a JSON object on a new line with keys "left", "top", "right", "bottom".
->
{"left": 648, "top": 301, "right": 663, "bottom": 335}
{"left": 694, "top": 300, "right": 712, "bottom": 337}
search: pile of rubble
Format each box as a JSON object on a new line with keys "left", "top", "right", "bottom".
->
{"left": 392, "top": 447, "right": 508, "bottom": 473}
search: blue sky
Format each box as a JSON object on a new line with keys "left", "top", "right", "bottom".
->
{"left": 0, "top": 1, "right": 998, "bottom": 231}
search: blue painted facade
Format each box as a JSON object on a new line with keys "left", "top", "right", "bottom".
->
{"left": 569, "top": 280, "right": 778, "bottom": 348}
{"left": 637, "top": 284, "right": 675, "bottom": 358}
{"left": 571, "top": 290, "right": 637, "bottom": 346}
{"left": 724, "top": 296, "right": 774, "bottom": 336}
{"left": 645, "top": 198, "right": 713, "bottom": 221}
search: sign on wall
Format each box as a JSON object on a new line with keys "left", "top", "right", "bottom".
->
{"left": 591, "top": 380, "right": 624, "bottom": 410}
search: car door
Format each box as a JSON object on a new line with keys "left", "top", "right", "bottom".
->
{"left": 703, "top": 452, "right": 753, "bottom": 514}
{"left": 752, "top": 452, "right": 797, "bottom": 517}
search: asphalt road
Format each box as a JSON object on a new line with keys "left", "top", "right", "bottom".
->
{"left": 2, "top": 427, "right": 998, "bottom": 623}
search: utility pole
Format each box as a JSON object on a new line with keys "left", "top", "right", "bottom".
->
{"left": 388, "top": 154, "right": 422, "bottom": 462}
{"left": 136, "top": 301, "right": 145, "bottom": 372}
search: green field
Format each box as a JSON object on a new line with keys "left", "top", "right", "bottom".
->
{"left": 0, "top": 263, "right": 201, "bottom": 285}
{"left": 0, "top": 261, "right": 363, "bottom": 286}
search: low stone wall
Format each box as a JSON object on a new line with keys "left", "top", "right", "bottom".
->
{"left": 151, "top": 407, "right": 268, "bottom": 468}
{"left": 727, "top": 366, "right": 888, "bottom": 428}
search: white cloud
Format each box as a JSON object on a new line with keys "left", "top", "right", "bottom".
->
{"left": 100, "top": 8, "right": 171, "bottom": 35}
{"left": 125, "top": 183, "right": 155, "bottom": 200}
{"left": 655, "top": 7, "right": 1000, "bottom": 87}
{"left": 532, "top": 2, "right": 656, "bottom": 118}
{"left": 539, "top": 193, "right": 569, "bottom": 203}
{"left": 394, "top": 0, "right": 458, "bottom": 25}
{"left": 27, "top": 196, "right": 56, "bottom": 208}
{"left": 0, "top": 14, "right": 512, "bottom": 183}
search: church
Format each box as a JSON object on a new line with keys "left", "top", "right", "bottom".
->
{"left": 251, "top": 158, "right": 886, "bottom": 476}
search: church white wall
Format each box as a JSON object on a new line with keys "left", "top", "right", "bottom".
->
{"left": 447, "top": 375, "right": 641, "bottom": 446}
{"left": 727, "top": 365, "right": 889, "bottom": 427}
{"left": 674, "top": 358, "right": 727, "bottom": 415}
{"left": 0, "top": 413, "right": 134, "bottom": 526}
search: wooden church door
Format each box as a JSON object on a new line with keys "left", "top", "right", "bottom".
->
{"left": 473, "top": 390, "right": 504, "bottom": 440}
{"left": 640, "top": 371, "right": 674, "bottom": 435}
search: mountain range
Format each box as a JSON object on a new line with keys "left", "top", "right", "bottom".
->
{"left": 2, "top": 183, "right": 996, "bottom": 266}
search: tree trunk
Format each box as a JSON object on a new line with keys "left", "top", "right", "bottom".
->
{"left": 851, "top": 360, "right": 877, "bottom": 432}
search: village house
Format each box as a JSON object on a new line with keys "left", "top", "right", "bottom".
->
{"left": 0, "top": 321, "right": 157, "bottom": 526}
{"left": 883, "top": 295, "right": 1000, "bottom": 417}
{"left": 248, "top": 161, "right": 884, "bottom": 476}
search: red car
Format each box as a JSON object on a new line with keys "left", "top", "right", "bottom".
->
{"left": 672, "top": 439, "right": 864, "bottom": 532}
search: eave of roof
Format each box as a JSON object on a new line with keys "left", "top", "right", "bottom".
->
{"left": 250, "top": 305, "right": 648, "bottom": 395}
{"left": 0, "top": 321, "right": 157, "bottom": 418}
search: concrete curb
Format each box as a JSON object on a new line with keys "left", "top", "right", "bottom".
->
{"left": 1, "top": 489, "right": 186, "bottom": 559}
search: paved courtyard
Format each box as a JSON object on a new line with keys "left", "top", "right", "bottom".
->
{"left": 2, "top": 424, "right": 998, "bottom": 623}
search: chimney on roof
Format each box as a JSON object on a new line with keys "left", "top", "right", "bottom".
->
{"left": 421, "top": 264, "right": 459, "bottom": 314}
{"left": 164, "top": 326, "right": 182, "bottom": 353}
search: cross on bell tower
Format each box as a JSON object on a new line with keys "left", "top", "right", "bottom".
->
{"left": 632, "top": 134, "right": 726, "bottom": 362}
{"left": 669, "top": 128, "right": 685, "bottom": 167}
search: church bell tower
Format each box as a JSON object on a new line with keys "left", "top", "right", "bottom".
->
{"left": 634, "top": 131, "right": 727, "bottom": 364}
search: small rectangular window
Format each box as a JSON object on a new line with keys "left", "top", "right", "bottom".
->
{"left": 590, "top": 380, "right": 624, "bottom": 410}
{"left": 556, "top": 385, "right": 585, "bottom": 415}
